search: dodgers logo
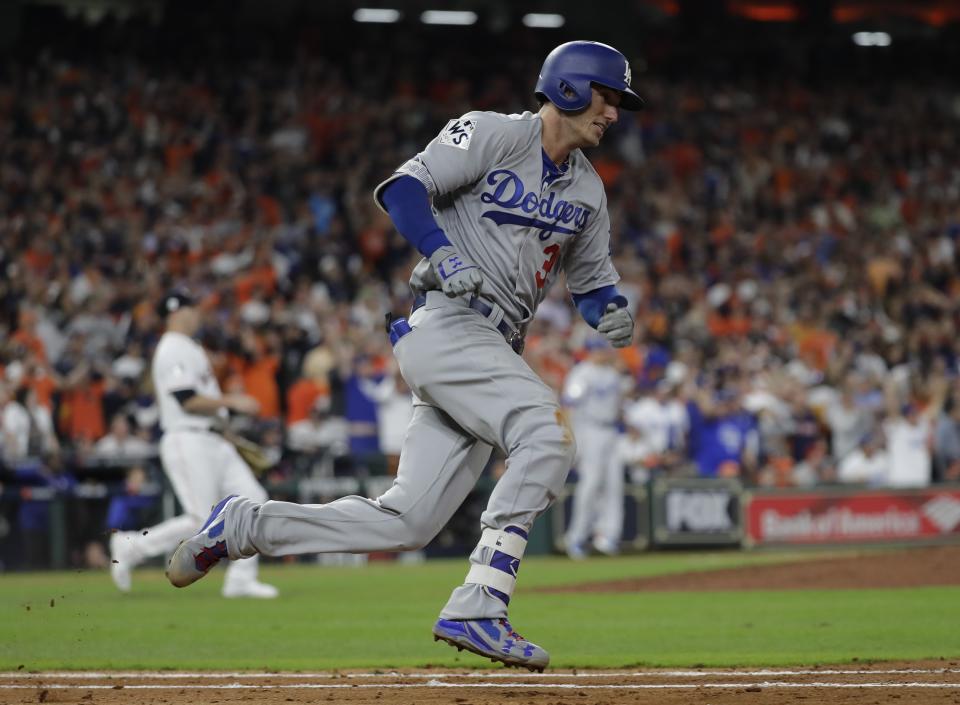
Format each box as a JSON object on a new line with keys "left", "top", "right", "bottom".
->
{"left": 480, "top": 169, "right": 590, "bottom": 239}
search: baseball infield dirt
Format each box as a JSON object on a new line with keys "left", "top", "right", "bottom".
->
{"left": 4, "top": 545, "right": 959, "bottom": 705}
{"left": 5, "top": 663, "right": 960, "bottom": 705}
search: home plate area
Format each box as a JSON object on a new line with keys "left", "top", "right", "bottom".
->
{"left": 4, "top": 664, "right": 960, "bottom": 705}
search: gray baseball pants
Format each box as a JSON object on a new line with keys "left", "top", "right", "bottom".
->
{"left": 223, "top": 291, "right": 575, "bottom": 618}
{"left": 565, "top": 423, "right": 624, "bottom": 550}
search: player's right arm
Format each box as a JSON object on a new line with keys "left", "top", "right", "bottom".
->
{"left": 378, "top": 175, "right": 483, "bottom": 298}
{"left": 375, "top": 111, "right": 525, "bottom": 201}
{"left": 155, "top": 342, "right": 260, "bottom": 419}
{"left": 373, "top": 112, "right": 527, "bottom": 297}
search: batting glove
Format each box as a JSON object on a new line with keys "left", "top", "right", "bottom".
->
{"left": 429, "top": 245, "right": 484, "bottom": 298}
{"left": 597, "top": 302, "right": 634, "bottom": 348}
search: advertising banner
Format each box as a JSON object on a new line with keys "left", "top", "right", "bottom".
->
{"left": 650, "top": 477, "right": 743, "bottom": 546}
{"left": 745, "top": 488, "right": 960, "bottom": 546}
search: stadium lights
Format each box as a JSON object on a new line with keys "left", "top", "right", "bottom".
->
{"left": 852, "top": 31, "right": 891, "bottom": 47}
{"left": 522, "top": 13, "right": 565, "bottom": 28}
{"left": 353, "top": 8, "right": 401, "bottom": 23}
{"left": 421, "top": 10, "right": 478, "bottom": 25}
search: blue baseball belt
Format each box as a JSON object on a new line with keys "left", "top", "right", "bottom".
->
{"left": 386, "top": 293, "right": 525, "bottom": 355}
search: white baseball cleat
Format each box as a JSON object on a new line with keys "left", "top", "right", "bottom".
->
{"left": 109, "top": 531, "right": 135, "bottom": 592}
{"left": 166, "top": 495, "right": 238, "bottom": 588}
{"left": 222, "top": 580, "right": 279, "bottom": 599}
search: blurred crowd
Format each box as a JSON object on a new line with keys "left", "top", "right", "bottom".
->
{"left": 1, "top": 16, "right": 960, "bottom": 567}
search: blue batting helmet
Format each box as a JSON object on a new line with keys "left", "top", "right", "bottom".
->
{"left": 535, "top": 41, "right": 644, "bottom": 112}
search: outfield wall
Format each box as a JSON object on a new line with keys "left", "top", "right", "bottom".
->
{"left": 743, "top": 486, "right": 960, "bottom": 547}
{"left": 550, "top": 478, "right": 960, "bottom": 552}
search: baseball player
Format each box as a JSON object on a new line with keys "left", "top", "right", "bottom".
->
{"left": 167, "top": 41, "right": 641, "bottom": 670}
{"left": 109, "top": 290, "right": 277, "bottom": 599}
{"left": 562, "top": 337, "right": 630, "bottom": 559}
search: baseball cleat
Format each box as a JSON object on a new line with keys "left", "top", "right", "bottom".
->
{"left": 166, "top": 495, "right": 238, "bottom": 588}
{"left": 432, "top": 618, "right": 549, "bottom": 672}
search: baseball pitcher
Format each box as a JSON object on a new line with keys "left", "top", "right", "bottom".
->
{"left": 110, "top": 290, "right": 277, "bottom": 599}
{"left": 167, "top": 41, "right": 642, "bottom": 670}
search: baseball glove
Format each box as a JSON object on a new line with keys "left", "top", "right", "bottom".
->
{"left": 220, "top": 428, "right": 274, "bottom": 475}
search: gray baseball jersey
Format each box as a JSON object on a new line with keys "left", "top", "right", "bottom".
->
{"left": 563, "top": 360, "right": 626, "bottom": 427}
{"left": 376, "top": 110, "right": 619, "bottom": 330}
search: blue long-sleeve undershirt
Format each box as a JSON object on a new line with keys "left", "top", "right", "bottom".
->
{"left": 572, "top": 285, "right": 628, "bottom": 328}
{"left": 379, "top": 175, "right": 451, "bottom": 257}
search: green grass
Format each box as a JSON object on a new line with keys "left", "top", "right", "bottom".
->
{"left": 3, "top": 551, "right": 959, "bottom": 670}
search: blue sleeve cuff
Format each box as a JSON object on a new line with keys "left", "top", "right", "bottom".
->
{"left": 572, "top": 285, "right": 627, "bottom": 328}
{"left": 380, "top": 175, "right": 451, "bottom": 257}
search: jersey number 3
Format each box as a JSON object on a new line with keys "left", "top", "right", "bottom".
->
{"left": 535, "top": 244, "right": 561, "bottom": 289}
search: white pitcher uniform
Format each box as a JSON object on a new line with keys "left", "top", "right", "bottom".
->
{"left": 110, "top": 331, "right": 270, "bottom": 596}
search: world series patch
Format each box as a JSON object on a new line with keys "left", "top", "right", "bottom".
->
{"left": 438, "top": 118, "right": 476, "bottom": 150}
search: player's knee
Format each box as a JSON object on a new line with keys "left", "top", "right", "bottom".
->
{"left": 378, "top": 490, "right": 447, "bottom": 550}
{"left": 511, "top": 407, "right": 575, "bottom": 456}
{"left": 395, "top": 515, "right": 441, "bottom": 551}
{"left": 541, "top": 407, "right": 577, "bottom": 465}
{"left": 526, "top": 409, "right": 577, "bottom": 491}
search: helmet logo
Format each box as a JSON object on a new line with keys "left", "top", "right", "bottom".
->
{"left": 624, "top": 59, "right": 632, "bottom": 87}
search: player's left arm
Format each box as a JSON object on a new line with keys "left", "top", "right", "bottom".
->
{"left": 572, "top": 285, "right": 627, "bottom": 328}
{"left": 564, "top": 194, "right": 635, "bottom": 347}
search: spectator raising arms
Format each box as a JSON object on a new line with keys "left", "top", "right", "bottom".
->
{"left": 881, "top": 377, "right": 948, "bottom": 488}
